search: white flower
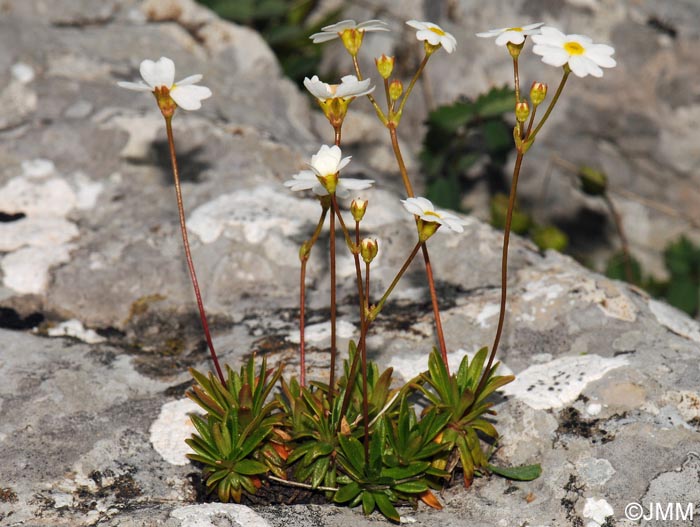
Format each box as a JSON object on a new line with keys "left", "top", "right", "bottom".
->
{"left": 303, "top": 75, "right": 375, "bottom": 101}
{"left": 117, "top": 57, "right": 212, "bottom": 110}
{"left": 531, "top": 27, "right": 616, "bottom": 78}
{"left": 401, "top": 197, "right": 466, "bottom": 233}
{"left": 476, "top": 23, "right": 544, "bottom": 46}
{"left": 284, "top": 145, "right": 374, "bottom": 198}
{"left": 310, "top": 19, "right": 389, "bottom": 43}
{"left": 406, "top": 20, "right": 457, "bottom": 53}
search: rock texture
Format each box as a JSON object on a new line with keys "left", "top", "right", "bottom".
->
{"left": 1, "top": 1, "right": 699, "bottom": 526}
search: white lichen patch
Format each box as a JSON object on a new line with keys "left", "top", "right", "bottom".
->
{"left": 171, "top": 503, "right": 272, "bottom": 527}
{"left": 47, "top": 319, "right": 106, "bottom": 344}
{"left": 0, "top": 159, "right": 103, "bottom": 294}
{"left": 149, "top": 398, "right": 201, "bottom": 466}
{"left": 287, "top": 319, "right": 356, "bottom": 344}
{"left": 11, "top": 62, "right": 35, "bottom": 84}
{"left": 578, "top": 457, "right": 616, "bottom": 486}
{"left": 582, "top": 497, "right": 614, "bottom": 527}
{"left": 188, "top": 186, "right": 320, "bottom": 245}
{"left": 502, "top": 354, "right": 628, "bottom": 410}
{"left": 649, "top": 299, "right": 700, "bottom": 342}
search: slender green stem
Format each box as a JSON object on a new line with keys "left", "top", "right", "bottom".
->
{"left": 164, "top": 116, "right": 224, "bottom": 384}
{"left": 524, "top": 106, "right": 538, "bottom": 139}
{"left": 352, "top": 55, "right": 387, "bottom": 124}
{"left": 383, "top": 77, "right": 392, "bottom": 114}
{"left": 388, "top": 125, "right": 415, "bottom": 198}
{"left": 529, "top": 69, "right": 570, "bottom": 142}
{"left": 331, "top": 196, "right": 365, "bottom": 329}
{"left": 475, "top": 151, "right": 525, "bottom": 396}
{"left": 299, "top": 208, "right": 329, "bottom": 386}
{"left": 396, "top": 53, "right": 431, "bottom": 118}
{"left": 372, "top": 241, "right": 422, "bottom": 317}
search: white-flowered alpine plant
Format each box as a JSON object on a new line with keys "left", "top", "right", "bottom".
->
{"left": 406, "top": 20, "right": 457, "bottom": 54}
{"left": 476, "top": 23, "right": 543, "bottom": 46}
{"left": 118, "top": 57, "right": 211, "bottom": 113}
{"left": 284, "top": 145, "right": 373, "bottom": 198}
{"left": 532, "top": 26, "right": 616, "bottom": 78}
{"left": 311, "top": 19, "right": 389, "bottom": 56}
{"left": 402, "top": 197, "right": 467, "bottom": 240}
{"left": 304, "top": 75, "right": 375, "bottom": 101}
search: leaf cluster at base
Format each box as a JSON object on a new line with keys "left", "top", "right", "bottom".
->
{"left": 186, "top": 345, "right": 541, "bottom": 523}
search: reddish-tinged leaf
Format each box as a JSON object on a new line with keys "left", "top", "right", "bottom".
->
{"left": 419, "top": 490, "right": 443, "bottom": 510}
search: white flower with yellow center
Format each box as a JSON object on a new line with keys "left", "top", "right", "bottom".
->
{"left": 406, "top": 20, "right": 457, "bottom": 54}
{"left": 310, "top": 19, "right": 389, "bottom": 43}
{"left": 284, "top": 145, "right": 374, "bottom": 198}
{"left": 531, "top": 27, "right": 616, "bottom": 78}
{"left": 476, "top": 23, "right": 543, "bottom": 46}
{"left": 401, "top": 197, "right": 466, "bottom": 233}
{"left": 117, "top": 57, "right": 212, "bottom": 110}
{"left": 303, "top": 75, "right": 375, "bottom": 102}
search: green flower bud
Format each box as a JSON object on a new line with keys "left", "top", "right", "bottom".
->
{"left": 529, "top": 82, "right": 548, "bottom": 106}
{"left": 350, "top": 198, "right": 368, "bottom": 222}
{"left": 389, "top": 79, "right": 403, "bottom": 102}
{"left": 375, "top": 54, "right": 395, "bottom": 80}
{"left": 578, "top": 166, "right": 608, "bottom": 196}
{"left": 360, "top": 238, "right": 378, "bottom": 263}
{"left": 515, "top": 101, "right": 530, "bottom": 123}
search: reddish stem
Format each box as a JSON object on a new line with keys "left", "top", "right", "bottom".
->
{"left": 164, "top": 116, "right": 224, "bottom": 384}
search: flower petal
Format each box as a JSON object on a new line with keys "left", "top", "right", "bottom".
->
{"left": 170, "top": 84, "right": 212, "bottom": 110}
{"left": 310, "top": 31, "right": 341, "bottom": 43}
{"left": 176, "top": 74, "right": 203, "bottom": 86}
{"left": 140, "top": 57, "right": 175, "bottom": 89}
{"left": 356, "top": 19, "right": 389, "bottom": 32}
{"left": 117, "top": 80, "right": 152, "bottom": 91}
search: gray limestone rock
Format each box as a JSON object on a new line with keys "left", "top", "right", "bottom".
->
{"left": 1, "top": 1, "right": 699, "bottom": 527}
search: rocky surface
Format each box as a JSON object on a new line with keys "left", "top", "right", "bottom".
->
{"left": 1, "top": 1, "right": 699, "bottom": 526}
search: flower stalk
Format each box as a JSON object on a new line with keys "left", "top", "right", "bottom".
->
{"left": 164, "top": 116, "right": 224, "bottom": 384}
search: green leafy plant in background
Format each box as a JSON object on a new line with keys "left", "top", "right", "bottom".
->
{"left": 607, "top": 236, "right": 700, "bottom": 317}
{"left": 195, "top": 0, "right": 341, "bottom": 85}
{"left": 420, "top": 86, "right": 515, "bottom": 211}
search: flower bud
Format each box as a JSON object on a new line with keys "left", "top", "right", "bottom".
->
{"left": 375, "top": 54, "right": 395, "bottom": 79}
{"left": 351, "top": 198, "right": 368, "bottom": 222}
{"left": 389, "top": 79, "right": 403, "bottom": 102}
{"left": 530, "top": 82, "right": 548, "bottom": 106}
{"left": 360, "top": 238, "right": 378, "bottom": 263}
{"left": 515, "top": 101, "right": 530, "bottom": 123}
{"left": 578, "top": 166, "right": 607, "bottom": 196}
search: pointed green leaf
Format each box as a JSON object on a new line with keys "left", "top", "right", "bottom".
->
{"left": 374, "top": 492, "right": 400, "bottom": 522}
{"left": 488, "top": 463, "right": 542, "bottom": 481}
{"left": 334, "top": 481, "right": 361, "bottom": 504}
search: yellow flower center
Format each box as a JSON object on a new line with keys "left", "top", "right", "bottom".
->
{"left": 424, "top": 210, "right": 441, "bottom": 218}
{"left": 508, "top": 27, "right": 523, "bottom": 32}
{"left": 564, "top": 41, "right": 585, "bottom": 55}
{"left": 429, "top": 27, "right": 446, "bottom": 37}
